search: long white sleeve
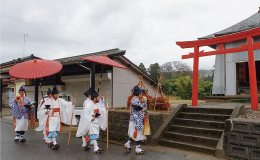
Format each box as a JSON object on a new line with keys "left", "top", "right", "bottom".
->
{"left": 60, "top": 98, "right": 77, "bottom": 125}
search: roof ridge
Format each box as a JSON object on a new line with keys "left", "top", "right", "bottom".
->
{"left": 54, "top": 48, "right": 120, "bottom": 61}
{"left": 0, "top": 54, "right": 41, "bottom": 67}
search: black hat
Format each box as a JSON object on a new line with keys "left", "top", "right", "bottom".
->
{"left": 47, "top": 88, "right": 52, "bottom": 95}
{"left": 52, "top": 85, "right": 59, "bottom": 95}
{"left": 133, "top": 86, "right": 141, "bottom": 96}
{"left": 19, "top": 86, "right": 25, "bottom": 92}
{"left": 91, "top": 89, "right": 99, "bottom": 100}
{"left": 84, "top": 87, "right": 93, "bottom": 97}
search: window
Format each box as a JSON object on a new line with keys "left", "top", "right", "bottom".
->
{"left": 59, "top": 93, "right": 72, "bottom": 101}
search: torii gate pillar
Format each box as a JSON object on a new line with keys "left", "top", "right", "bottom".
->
{"left": 247, "top": 36, "right": 259, "bottom": 110}
{"left": 192, "top": 46, "right": 199, "bottom": 106}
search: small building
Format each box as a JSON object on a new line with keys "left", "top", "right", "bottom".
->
{"left": 177, "top": 8, "right": 260, "bottom": 109}
{"left": 201, "top": 10, "right": 260, "bottom": 96}
{"left": 1, "top": 49, "right": 164, "bottom": 110}
{"left": 0, "top": 54, "right": 41, "bottom": 107}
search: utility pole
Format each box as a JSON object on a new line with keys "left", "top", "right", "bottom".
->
{"left": 20, "top": 34, "right": 28, "bottom": 57}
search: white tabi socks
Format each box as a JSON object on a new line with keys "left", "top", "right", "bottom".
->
{"left": 15, "top": 135, "right": 20, "bottom": 140}
{"left": 20, "top": 135, "right": 24, "bottom": 140}
{"left": 43, "top": 130, "right": 48, "bottom": 141}
{"left": 52, "top": 138, "right": 57, "bottom": 145}
{"left": 136, "top": 145, "right": 145, "bottom": 154}
{"left": 93, "top": 140, "right": 99, "bottom": 151}
{"left": 82, "top": 136, "right": 87, "bottom": 147}
{"left": 125, "top": 140, "right": 131, "bottom": 148}
{"left": 46, "top": 138, "right": 52, "bottom": 144}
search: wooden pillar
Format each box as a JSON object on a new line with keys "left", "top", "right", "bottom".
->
{"left": 192, "top": 46, "right": 199, "bottom": 106}
{"left": 247, "top": 36, "right": 259, "bottom": 110}
{"left": 91, "top": 63, "right": 95, "bottom": 90}
{"left": 35, "top": 79, "right": 39, "bottom": 117}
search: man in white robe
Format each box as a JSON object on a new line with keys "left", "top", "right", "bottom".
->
{"left": 78, "top": 87, "right": 92, "bottom": 150}
{"left": 35, "top": 85, "right": 76, "bottom": 149}
{"left": 76, "top": 89, "right": 108, "bottom": 153}
{"left": 38, "top": 88, "right": 52, "bottom": 143}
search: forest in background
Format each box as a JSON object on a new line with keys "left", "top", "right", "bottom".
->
{"left": 139, "top": 61, "right": 214, "bottom": 100}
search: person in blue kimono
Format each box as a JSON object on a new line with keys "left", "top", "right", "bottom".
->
{"left": 124, "top": 86, "right": 147, "bottom": 154}
{"left": 10, "top": 86, "right": 34, "bottom": 142}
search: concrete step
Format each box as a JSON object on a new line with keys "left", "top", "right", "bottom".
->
{"left": 182, "top": 107, "right": 233, "bottom": 115}
{"left": 158, "top": 139, "right": 215, "bottom": 155}
{"left": 163, "top": 131, "right": 219, "bottom": 148}
{"left": 173, "top": 118, "right": 225, "bottom": 130}
{"left": 168, "top": 124, "right": 223, "bottom": 139}
{"left": 177, "top": 112, "right": 230, "bottom": 122}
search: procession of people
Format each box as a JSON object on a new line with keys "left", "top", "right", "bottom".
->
{"left": 10, "top": 84, "right": 150, "bottom": 155}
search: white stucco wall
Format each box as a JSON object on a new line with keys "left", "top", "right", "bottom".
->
{"left": 24, "top": 74, "right": 112, "bottom": 108}
{"left": 212, "top": 45, "right": 225, "bottom": 95}
{"left": 112, "top": 57, "right": 161, "bottom": 108}
{"left": 212, "top": 36, "right": 260, "bottom": 95}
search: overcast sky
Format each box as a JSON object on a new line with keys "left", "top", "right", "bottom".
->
{"left": 0, "top": 0, "right": 259, "bottom": 70}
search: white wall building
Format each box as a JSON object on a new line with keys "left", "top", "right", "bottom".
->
{"left": 23, "top": 49, "right": 164, "bottom": 109}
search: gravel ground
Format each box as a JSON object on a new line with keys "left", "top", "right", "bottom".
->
{"left": 238, "top": 108, "right": 260, "bottom": 119}
{"left": 187, "top": 102, "right": 224, "bottom": 107}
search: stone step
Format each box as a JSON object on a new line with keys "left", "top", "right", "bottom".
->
{"left": 158, "top": 139, "right": 215, "bottom": 155}
{"left": 182, "top": 107, "right": 233, "bottom": 115}
{"left": 163, "top": 131, "right": 219, "bottom": 148}
{"left": 173, "top": 118, "right": 225, "bottom": 129}
{"left": 177, "top": 112, "right": 230, "bottom": 122}
{"left": 169, "top": 124, "right": 223, "bottom": 139}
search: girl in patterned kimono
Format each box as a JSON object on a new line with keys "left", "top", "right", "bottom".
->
{"left": 10, "top": 86, "right": 34, "bottom": 142}
{"left": 124, "top": 86, "right": 147, "bottom": 154}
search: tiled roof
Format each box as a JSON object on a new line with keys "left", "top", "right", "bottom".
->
{"left": 0, "top": 54, "right": 41, "bottom": 68}
{"left": 55, "top": 48, "right": 125, "bottom": 64}
{"left": 199, "top": 11, "right": 260, "bottom": 39}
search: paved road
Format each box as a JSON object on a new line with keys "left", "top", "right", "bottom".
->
{"left": 1, "top": 120, "right": 218, "bottom": 160}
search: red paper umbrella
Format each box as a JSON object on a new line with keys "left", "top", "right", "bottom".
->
{"left": 9, "top": 59, "right": 62, "bottom": 79}
{"left": 80, "top": 54, "right": 127, "bottom": 69}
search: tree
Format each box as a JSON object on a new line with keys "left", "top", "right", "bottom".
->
{"left": 160, "top": 61, "right": 192, "bottom": 80}
{"left": 161, "top": 72, "right": 183, "bottom": 95}
{"left": 173, "top": 76, "right": 192, "bottom": 99}
{"left": 160, "top": 62, "right": 173, "bottom": 80}
{"left": 161, "top": 74, "right": 213, "bottom": 100}
{"left": 138, "top": 63, "right": 147, "bottom": 73}
{"left": 172, "top": 61, "right": 192, "bottom": 76}
{"left": 147, "top": 63, "right": 161, "bottom": 80}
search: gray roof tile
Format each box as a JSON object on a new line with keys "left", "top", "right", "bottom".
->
{"left": 199, "top": 11, "right": 260, "bottom": 39}
{"left": 55, "top": 48, "right": 125, "bottom": 64}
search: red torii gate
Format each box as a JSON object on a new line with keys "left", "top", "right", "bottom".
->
{"left": 176, "top": 27, "right": 260, "bottom": 110}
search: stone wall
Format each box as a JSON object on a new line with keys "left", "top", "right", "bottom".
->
{"left": 227, "top": 118, "right": 260, "bottom": 160}
{"left": 99, "top": 109, "right": 170, "bottom": 144}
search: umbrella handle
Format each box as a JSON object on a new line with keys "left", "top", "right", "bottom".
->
{"left": 39, "top": 83, "right": 44, "bottom": 100}
{"left": 98, "top": 65, "right": 103, "bottom": 94}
